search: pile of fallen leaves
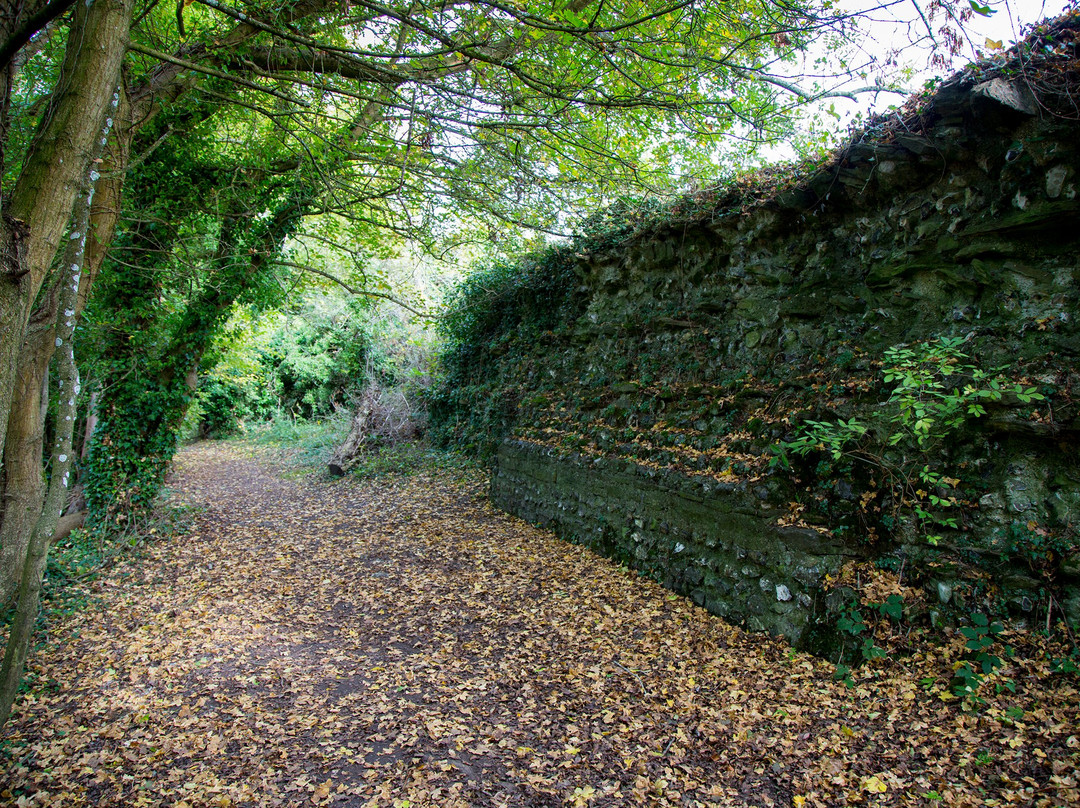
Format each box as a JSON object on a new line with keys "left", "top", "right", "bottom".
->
{"left": 1, "top": 442, "right": 1077, "bottom": 807}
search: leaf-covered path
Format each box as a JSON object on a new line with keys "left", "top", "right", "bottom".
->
{"left": 3, "top": 443, "right": 1078, "bottom": 807}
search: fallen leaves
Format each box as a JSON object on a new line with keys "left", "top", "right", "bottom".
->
{"left": 0, "top": 442, "right": 1078, "bottom": 806}
{"left": 861, "top": 774, "right": 887, "bottom": 794}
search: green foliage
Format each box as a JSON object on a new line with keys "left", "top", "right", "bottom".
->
{"left": 837, "top": 606, "right": 868, "bottom": 636}
{"left": 878, "top": 593, "right": 905, "bottom": 621}
{"left": 202, "top": 303, "right": 379, "bottom": 429}
{"left": 241, "top": 413, "right": 353, "bottom": 470}
{"left": 827, "top": 591, "right": 1073, "bottom": 704}
{"left": 1, "top": 25, "right": 67, "bottom": 193}
{"left": 79, "top": 102, "right": 318, "bottom": 522}
{"left": 832, "top": 598, "right": 894, "bottom": 679}
{"left": 880, "top": 337, "right": 1043, "bottom": 449}
{"left": 83, "top": 377, "right": 193, "bottom": 525}
{"left": 264, "top": 311, "right": 374, "bottom": 419}
{"left": 772, "top": 337, "right": 1046, "bottom": 547}
{"left": 772, "top": 419, "right": 867, "bottom": 464}
{"left": 196, "top": 377, "right": 251, "bottom": 438}
{"left": 438, "top": 246, "right": 581, "bottom": 359}
{"left": 1002, "top": 520, "right": 1075, "bottom": 573}
{"left": 193, "top": 281, "right": 436, "bottom": 440}
{"left": 1051, "top": 647, "right": 1079, "bottom": 675}
{"left": 776, "top": 337, "right": 1043, "bottom": 467}
{"left": 952, "top": 613, "right": 1013, "bottom": 704}
{"left": 428, "top": 244, "right": 584, "bottom": 456}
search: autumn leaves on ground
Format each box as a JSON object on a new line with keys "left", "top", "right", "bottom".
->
{"left": 1, "top": 444, "right": 1078, "bottom": 807}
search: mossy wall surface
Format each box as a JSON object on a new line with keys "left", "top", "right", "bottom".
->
{"left": 434, "top": 26, "right": 1080, "bottom": 647}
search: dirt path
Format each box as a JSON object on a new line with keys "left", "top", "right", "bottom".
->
{"left": 2, "top": 442, "right": 1078, "bottom": 807}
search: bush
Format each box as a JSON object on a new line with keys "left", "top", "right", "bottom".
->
{"left": 196, "top": 377, "right": 251, "bottom": 437}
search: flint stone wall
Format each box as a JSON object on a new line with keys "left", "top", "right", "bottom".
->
{"left": 483, "top": 45, "right": 1080, "bottom": 646}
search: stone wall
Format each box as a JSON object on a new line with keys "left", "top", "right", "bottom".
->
{"left": 438, "top": 17, "right": 1080, "bottom": 648}
{"left": 493, "top": 441, "right": 858, "bottom": 643}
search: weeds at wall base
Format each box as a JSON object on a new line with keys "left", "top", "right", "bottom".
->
{"left": 342, "top": 442, "right": 483, "bottom": 486}
{"left": 819, "top": 567, "right": 1079, "bottom": 712}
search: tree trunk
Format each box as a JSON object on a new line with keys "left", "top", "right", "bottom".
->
{"left": 0, "top": 0, "right": 134, "bottom": 469}
{"left": 0, "top": 213, "right": 30, "bottom": 465}
{"left": 0, "top": 309, "right": 53, "bottom": 606}
{"left": 0, "top": 0, "right": 59, "bottom": 203}
{"left": 80, "top": 389, "right": 99, "bottom": 461}
{"left": 0, "top": 91, "right": 118, "bottom": 726}
{"left": 328, "top": 393, "right": 376, "bottom": 476}
{"left": 77, "top": 82, "right": 135, "bottom": 316}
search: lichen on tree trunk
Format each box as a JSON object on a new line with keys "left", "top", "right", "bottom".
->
{"left": 0, "top": 84, "right": 122, "bottom": 726}
{"left": 0, "top": 0, "right": 135, "bottom": 483}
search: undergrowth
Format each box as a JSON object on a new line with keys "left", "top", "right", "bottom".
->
{"left": 237, "top": 413, "right": 353, "bottom": 470}
{"left": 235, "top": 412, "right": 482, "bottom": 489}
{"left": 822, "top": 562, "right": 1079, "bottom": 710}
{"left": 343, "top": 442, "right": 479, "bottom": 482}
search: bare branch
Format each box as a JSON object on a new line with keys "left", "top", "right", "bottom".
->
{"left": 735, "top": 68, "right": 906, "bottom": 102}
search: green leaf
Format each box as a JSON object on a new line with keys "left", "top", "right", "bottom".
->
{"left": 861, "top": 638, "right": 886, "bottom": 660}
{"left": 879, "top": 594, "right": 904, "bottom": 620}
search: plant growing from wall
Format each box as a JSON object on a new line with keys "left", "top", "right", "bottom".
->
{"left": 772, "top": 336, "right": 1045, "bottom": 548}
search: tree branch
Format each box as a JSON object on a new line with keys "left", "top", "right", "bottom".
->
{"left": 218, "top": 44, "right": 408, "bottom": 84}
{"left": 127, "top": 42, "right": 312, "bottom": 107}
{"left": 0, "top": 0, "right": 75, "bottom": 70}
{"left": 735, "top": 68, "right": 906, "bottom": 102}
{"left": 273, "top": 260, "right": 427, "bottom": 316}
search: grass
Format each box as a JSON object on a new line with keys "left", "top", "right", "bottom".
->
{"left": 234, "top": 413, "right": 484, "bottom": 486}
{"left": 235, "top": 413, "right": 353, "bottom": 471}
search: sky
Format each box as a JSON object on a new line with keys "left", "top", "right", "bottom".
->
{"left": 837, "top": 0, "right": 1071, "bottom": 109}
{"left": 857, "top": 0, "right": 1069, "bottom": 69}
{"left": 758, "top": 0, "right": 1074, "bottom": 160}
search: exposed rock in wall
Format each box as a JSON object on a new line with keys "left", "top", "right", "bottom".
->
{"left": 436, "top": 14, "right": 1080, "bottom": 648}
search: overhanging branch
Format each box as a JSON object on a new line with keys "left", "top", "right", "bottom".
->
{"left": 127, "top": 42, "right": 312, "bottom": 107}
{"left": 0, "top": 0, "right": 76, "bottom": 70}
{"left": 736, "top": 68, "right": 906, "bottom": 102}
{"left": 274, "top": 260, "right": 427, "bottom": 316}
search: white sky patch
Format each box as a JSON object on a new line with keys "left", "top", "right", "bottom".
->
{"left": 759, "top": 0, "right": 1072, "bottom": 162}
